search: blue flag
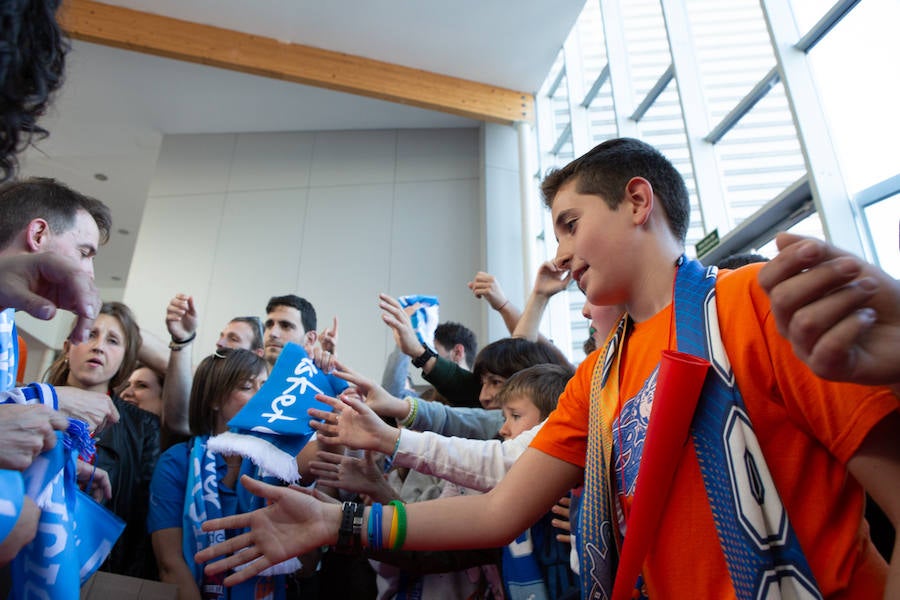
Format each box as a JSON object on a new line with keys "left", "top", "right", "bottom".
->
{"left": 207, "top": 343, "right": 347, "bottom": 483}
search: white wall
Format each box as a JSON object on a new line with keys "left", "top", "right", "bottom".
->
{"left": 123, "top": 127, "right": 524, "bottom": 380}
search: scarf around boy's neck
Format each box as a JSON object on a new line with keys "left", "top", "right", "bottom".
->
{"left": 579, "top": 256, "right": 821, "bottom": 600}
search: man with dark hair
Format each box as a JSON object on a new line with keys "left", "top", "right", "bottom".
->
{"left": 263, "top": 294, "right": 319, "bottom": 366}
{"left": 0, "top": 177, "right": 118, "bottom": 568}
{"left": 0, "top": 177, "right": 116, "bottom": 424}
{"left": 0, "top": 178, "right": 112, "bottom": 254}
{"left": 433, "top": 322, "right": 477, "bottom": 371}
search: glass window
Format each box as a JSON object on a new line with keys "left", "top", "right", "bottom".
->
{"left": 686, "top": 0, "right": 776, "bottom": 125}
{"left": 756, "top": 211, "right": 826, "bottom": 258}
{"left": 634, "top": 79, "right": 703, "bottom": 253}
{"left": 863, "top": 193, "right": 900, "bottom": 278}
{"left": 788, "top": 0, "right": 832, "bottom": 36}
{"left": 572, "top": 0, "right": 608, "bottom": 91}
{"left": 622, "top": 0, "right": 671, "bottom": 100}
{"left": 713, "top": 82, "right": 806, "bottom": 227}
{"left": 804, "top": 0, "right": 900, "bottom": 195}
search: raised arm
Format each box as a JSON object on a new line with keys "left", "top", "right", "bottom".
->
{"left": 512, "top": 261, "right": 571, "bottom": 341}
{"left": 467, "top": 271, "right": 523, "bottom": 335}
{"left": 160, "top": 294, "right": 198, "bottom": 437}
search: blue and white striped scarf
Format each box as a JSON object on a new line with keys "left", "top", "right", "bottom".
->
{"left": 579, "top": 257, "right": 822, "bottom": 599}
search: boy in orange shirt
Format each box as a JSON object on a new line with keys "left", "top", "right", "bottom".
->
{"left": 197, "top": 138, "right": 900, "bottom": 600}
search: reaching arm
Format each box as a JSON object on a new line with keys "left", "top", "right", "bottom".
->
{"left": 197, "top": 447, "right": 583, "bottom": 587}
{"left": 308, "top": 450, "right": 399, "bottom": 502}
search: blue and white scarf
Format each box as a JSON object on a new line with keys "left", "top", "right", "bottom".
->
{"left": 0, "top": 308, "right": 19, "bottom": 391}
{"left": 397, "top": 295, "right": 440, "bottom": 349}
{"left": 1, "top": 309, "right": 122, "bottom": 599}
{"left": 184, "top": 436, "right": 300, "bottom": 600}
{"left": 10, "top": 426, "right": 124, "bottom": 599}
{"left": 580, "top": 257, "right": 821, "bottom": 599}
{"left": 208, "top": 343, "right": 345, "bottom": 483}
{"left": 503, "top": 509, "right": 578, "bottom": 600}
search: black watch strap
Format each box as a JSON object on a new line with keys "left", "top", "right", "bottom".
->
{"left": 336, "top": 502, "right": 364, "bottom": 553}
{"left": 412, "top": 346, "right": 437, "bottom": 368}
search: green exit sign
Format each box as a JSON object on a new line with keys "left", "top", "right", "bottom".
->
{"left": 695, "top": 228, "right": 719, "bottom": 257}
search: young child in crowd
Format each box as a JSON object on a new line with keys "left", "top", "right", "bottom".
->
{"left": 197, "top": 138, "right": 899, "bottom": 600}
{"left": 495, "top": 364, "right": 578, "bottom": 600}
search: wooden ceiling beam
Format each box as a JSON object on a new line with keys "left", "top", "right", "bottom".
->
{"left": 59, "top": 0, "right": 534, "bottom": 124}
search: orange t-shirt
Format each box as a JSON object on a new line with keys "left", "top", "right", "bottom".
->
{"left": 530, "top": 263, "right": 897, "bottom": 599}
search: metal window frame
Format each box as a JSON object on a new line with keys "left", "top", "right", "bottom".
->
{"left": 698, "top": 176, "right": 813, "bottom": 266}
{"left": 704, "top": 67, "right": 780, "bottom": 144}
{"left": 795, "top": 0, "right": 861, "bottom": 53}
{"left": 629, "top": 64, "right": 674, "bottom": 122}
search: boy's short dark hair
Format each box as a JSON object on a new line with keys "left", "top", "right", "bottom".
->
{"left": 0, "top": 177, "right": 112, "bottom": 250}
{"left": 540, "top": 137, "right": 690, "bottom": 243}
{"left": 495, "top": 363, "right": 575, "bottom": 420}
{"left": 433, "top": 321, "right": 477, "bottom": 367}
{"left": 473, "top": 337, "right": 572, "bottom": 381}
{"left": 265, "top": 294, "right": 317, "bottom": 333}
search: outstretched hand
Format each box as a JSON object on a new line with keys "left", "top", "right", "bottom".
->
{"left": 758, "top": 232, "right": 900, "bottom": 387}
{"left": 379, "top": 294, "right": 426, "bottom": 358}
{"left": 309, "top": 450, "right": 395, "bottom": 501}
{"left": 0, "top": 253, "right": 101, "bottom": 344}
{"left": 197, "top": 475, "right": 339, "bottom": 587}
{"left": 331, "top": 361, "right": 411, "bottom": 420}
{"left": 310, "top": 390, "right": 399, "bottom": 455}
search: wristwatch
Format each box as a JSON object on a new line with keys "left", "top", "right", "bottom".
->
{"left": 411, "top": 346, "right": 437, "bottom": 369}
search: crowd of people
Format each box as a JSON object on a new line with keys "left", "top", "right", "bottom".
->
{"left": 0, "top": 1, "right": 898, "bottom": 599}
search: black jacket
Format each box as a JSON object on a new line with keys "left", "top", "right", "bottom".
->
{"left": 93, "top": 396, "right": 161, "bottom": 579}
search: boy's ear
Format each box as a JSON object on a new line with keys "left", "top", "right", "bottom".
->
{"left": 25, "top": 218, "right": 51, "bottom": 251}
{"left": 451, "top": 343, "right": 465, "bottom": 364}
{"left": 624, "top": 177, "right": 654, "bottom": 227}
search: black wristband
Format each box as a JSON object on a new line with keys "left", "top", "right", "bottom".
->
{"left": 412, "top": 346, "right": 436, "bottom": 369}
{"left": 336, "top": 502, "right": 364, "bottom": 554}
{"left": 168, "top": 331, "right": 197, "bottom": 351}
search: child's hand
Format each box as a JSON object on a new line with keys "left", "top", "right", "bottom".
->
{"left": 551, "top": 495, "right": 572, "bottom": 544}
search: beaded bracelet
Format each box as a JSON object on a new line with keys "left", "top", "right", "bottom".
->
{"left": 399, "top": 396, "right": 419, "bottom": 428}
{"left": 388, "top": 500, "right": 407, "bottom": 551}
